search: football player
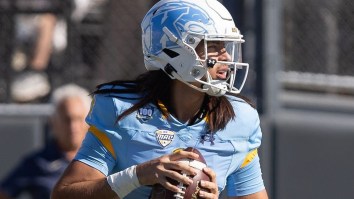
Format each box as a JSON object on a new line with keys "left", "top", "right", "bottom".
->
{"left": 52, "top": 1, "right": 268, "bottom": 199}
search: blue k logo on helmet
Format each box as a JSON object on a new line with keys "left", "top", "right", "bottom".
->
{"left": 141, "top": 0, "right": 250, "bottom": 96}
{"left": 147, "top": 2, "right": 214, "bottom": 55}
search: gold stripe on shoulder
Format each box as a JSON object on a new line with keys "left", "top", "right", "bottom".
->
{"left": 89, "top": 126, "right": 116, "bottom": 159}
{"left": 240, "top": 149, "right": 258, "bottom": 168}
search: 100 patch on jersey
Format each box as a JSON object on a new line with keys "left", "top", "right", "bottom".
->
{"left": 155, "top": 130, "right": 175, "bottom": 147}
{"left": 136, "top": 106, "right": 154, "bottom": 122}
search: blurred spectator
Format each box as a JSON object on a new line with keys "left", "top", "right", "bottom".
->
{"left": 9, "top": 0, "right": 108, "bottom": 103}
{"left": 10, "top": 13, "right": 57, "bottom": 103}
{"left": 0, "top": 84, "right": 91, "bottom": 199}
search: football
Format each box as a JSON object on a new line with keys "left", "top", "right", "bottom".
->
{"left": 150, "top": 147, "right": 211, "bottom": 199}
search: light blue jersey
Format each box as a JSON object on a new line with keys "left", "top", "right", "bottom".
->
{"left": 75, "top": 84, "right": 265, "bottom": 198}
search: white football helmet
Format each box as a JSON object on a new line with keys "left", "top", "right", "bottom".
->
{"left": 141, "top": 0, "right": 249, "bottom": 96}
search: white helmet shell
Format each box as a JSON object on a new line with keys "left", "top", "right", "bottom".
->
{"left": 141, "top": 0, "right": 249, "bottom": 96}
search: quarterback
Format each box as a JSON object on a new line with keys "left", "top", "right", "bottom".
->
{"left": 52, "top": 0, "right": 268, "bottom": 199}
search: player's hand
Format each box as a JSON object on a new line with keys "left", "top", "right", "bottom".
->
{"left": 136, "top": 150, "right": 199, "bottom": 193}
{"left": 199, "top": 167, "right": 219, "bottom": 199}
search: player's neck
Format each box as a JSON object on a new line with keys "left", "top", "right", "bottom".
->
{"left": 169, "top": 81, "right": 205, "bottom": 123}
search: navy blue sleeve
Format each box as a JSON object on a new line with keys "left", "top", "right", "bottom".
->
{"left": 0, "top": 158, "right": 33, "bottom": 197}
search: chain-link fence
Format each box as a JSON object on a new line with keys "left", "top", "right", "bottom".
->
{"left": 0, "top": 0, "right": 260, "bottom": 104}
{"left": 281, "top": 0, "right": 354, "bottom": 95}
{"left": 3, "top": 0, "right": 352, "bottom": 103}
{"left": 0, "top": 0, "right": 157, "bottom": 103}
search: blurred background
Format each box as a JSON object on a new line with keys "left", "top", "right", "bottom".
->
{"left": 0, "top": 0, "right": 353, "bottom": 198}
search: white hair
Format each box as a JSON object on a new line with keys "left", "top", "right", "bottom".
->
{"left": 50, "top": 84, "right": 91, "bottom": 109}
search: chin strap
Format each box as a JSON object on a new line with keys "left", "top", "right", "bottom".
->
{"left": 203, "top": 83, "right": 226, "bottom": 97}
{"left": 167, "top": 66, "right": 227, "bottom": 97}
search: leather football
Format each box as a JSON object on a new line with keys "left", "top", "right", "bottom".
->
{"left": 150, "top": 147, "right": 211, "bottom": 199}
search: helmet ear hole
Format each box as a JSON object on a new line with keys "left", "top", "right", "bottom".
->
{"left": 141, "top": 0, "right": 248, "bottom": 95}
{"left": 162, "top": 48, "right": 179, "bottom": 58}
